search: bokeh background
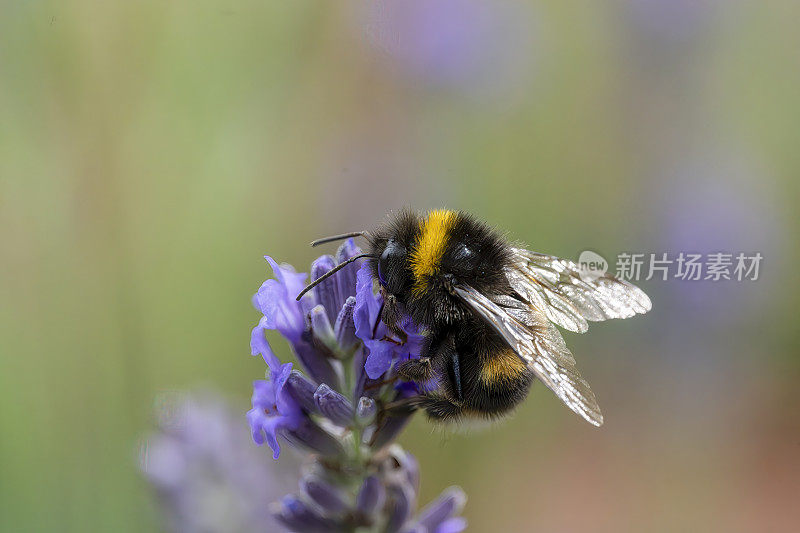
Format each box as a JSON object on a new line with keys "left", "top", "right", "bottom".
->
{"left": 2, "top": 1, "right": 799, "bottom": 531}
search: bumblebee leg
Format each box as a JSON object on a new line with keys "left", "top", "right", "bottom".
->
{"left": 396, "top": 357, "right": 434, "bottom": 382}
{"left": 415, "top": 395, "right": 463, "bottom": 422}
{"left": 381, "top": 396, "right": 420, "bottom": 416}
{"left": 382, "top": 391, "right": 463, "bottom": 422}
{"left": 363, "top": 375, "right": 399, "bottom": 391}
{"left": 397, "top": 333, "right": 457, "bottom": 385}
{"left": 380, "top": 293, "right": 408, "bottom": 344}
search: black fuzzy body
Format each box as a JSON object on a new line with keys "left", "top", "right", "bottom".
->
{"left": 366, "top": 209, "right": 534, "bottom": 422}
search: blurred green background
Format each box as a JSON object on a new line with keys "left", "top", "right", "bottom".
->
{"left": 2, "top": 1, "right": 799, "bottom": 531}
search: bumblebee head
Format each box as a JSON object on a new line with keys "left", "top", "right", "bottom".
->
{"left": 297, "top": 209, "right": 510, "bottom": 326}
{"left": 296, "top": 209, "right": 420, "bottom": 302}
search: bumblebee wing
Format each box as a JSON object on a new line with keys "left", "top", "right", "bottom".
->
{"left": 453, "top": 284, "right": 603, "bottom": 426}
{"left": 507, "top": 248, "right": 652, "bottom": 333}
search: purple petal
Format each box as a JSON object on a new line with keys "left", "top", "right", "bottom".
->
{"left": 255, "top": 278, "right": 305, "bottom": 343}
{"left": 246, "top": 407, "right": 267, "bottom": 446}
{"left": 354, "top": 263, "right": 382, "bottom": 342}
{"left": 247, "top": 363, "right": 300, "bottom": 459}
{"left": 253, "top": 279, "right": 283, "bottom": 325}
{"left": 250, "top": 319, "right": 281, "bottom": 371}
{"left": 250, "top": 291, "right": 260, "bottom": 311}
{"left": 357, "top": 475, "right": 386, "bottom": 516}
{"left": 385, "top": 483, "right": 415, "bottom": 533}
{"left": 396, "top": 320, "right": 426, "bottom": 359}
{"left": 416, "top": 487, "right": 466, "bottom": 531}
{"left": 264, "top": 256, "right": 308, "bottom": 303}
{"left": 364, "top": 343, "right": 394, "bottom": 380}
{"left": 435, "top": 517, "right": 468, "bottom": 533}
{"left": 246, "top": 407, "right": 283, "bottom": 459}
{"left": 256, "top": 257, "right": 310, "bottom": 342}
{"left": 301, "top": 475, "right": 349, "bottom": 514}
{"left": 261, "top": 419, "right": 284, "bottom": 460}
{"left": 272, "top": 363, "right": 299, "bottom": 415}
{"left": 274, "top": 495, "right": 339, "bottom": 533}
{"left": 250, "top": 379, "right": 277, "bottom": 410}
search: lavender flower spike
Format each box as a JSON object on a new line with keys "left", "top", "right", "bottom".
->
{"left": 247, "top": 240, "right": 467, "bottom": 531}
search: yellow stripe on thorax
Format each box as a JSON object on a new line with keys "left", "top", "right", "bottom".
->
{"left": 410, "top": 209, "right": 456, "bottom": 298}
{"left": 480, "top": 349, "right": 527, "bottom": 385}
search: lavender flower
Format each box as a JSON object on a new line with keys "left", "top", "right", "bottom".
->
{"left": 140, "top": 391, "right": 297, "bottom": 532}
{"left": 249, "top": 240, "right": 467, "bottom": 532}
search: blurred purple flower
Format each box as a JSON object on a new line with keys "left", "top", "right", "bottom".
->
{"left": 655, "top": 150, "right": 782, "bottom": 320}
{"left": 360, "top": 0, "right": 536, "bottom": 99}
{"left": 140, "top": 392, "right": 297, "bottom": 533}
{"left": 638, "top": 147, "right": 787, "bottom": 430}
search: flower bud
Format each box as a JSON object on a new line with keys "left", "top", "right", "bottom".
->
{"left": 284, "top": 371, "right": 320, "bottom": 414}
{"left": 355, "top": 397, "right": 377, "bottom": 427}
{"left": 384, "top": 483, "right": 415, "bottom": 533}
{"left": 334, "top": 297, "right": 359, "bottom": 352}
{"left": 310, "top": 304, "right": 338, "bottom": 353}
{"left": 273, "top": 495, "right": 341, "bottom": 533}
{"left": 356, "top": 475, "right": 385, "bottom": 516}
{"left": 314, "top": 384, "right": 354, "bottom": 427}
{"left": 335, "top": 239, "right": 362, "bottom": 306}
{"left": 310, "top": 255, "right": 338, "bottom": 324}
{"left": 301, "top": 475, "right": 349, "bottom": 514}
{"left": 416, "top": 486, "right": 467, "bottom": 531}
{"left": 285, "top": 418, "right": 344, "bottom": 457}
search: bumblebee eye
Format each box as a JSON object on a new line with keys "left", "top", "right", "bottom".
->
{"left": 378, "top": 240, "right": 405, "bottom": 289}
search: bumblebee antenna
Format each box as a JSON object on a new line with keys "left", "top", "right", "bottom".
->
{"left": 310, "top": 231, "right": 365, "bottom": 247}
{"left": 296, "top": 253, "right": 373, "bottom": 301}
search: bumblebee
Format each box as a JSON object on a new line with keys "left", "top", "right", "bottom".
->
{"left": 298, "top": 209, "right": 651, "bottom": 426}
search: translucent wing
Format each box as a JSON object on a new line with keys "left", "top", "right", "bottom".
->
{"left": 507, "top": 248, "right": 652, "bottom": 333}
{"left": 454, "top": 285, "right": 603, "bottom": 426}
